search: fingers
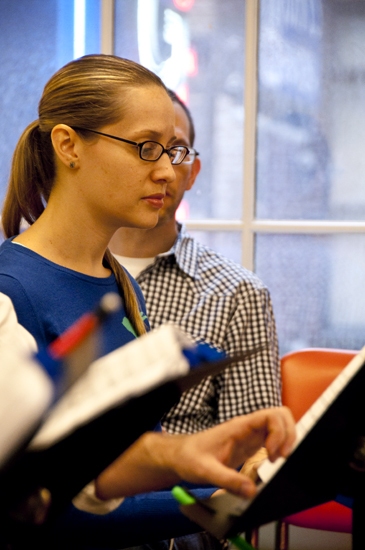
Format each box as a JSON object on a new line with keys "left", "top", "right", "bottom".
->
{"left": 230, "top": 407, "right": 296, "bottom": 464}
{"left": 207, "top": 408, "right": 295, "bottom": 498}
{"left": 239, "top": 447, "right": 268, "bottom": 481}
{"left": 181, "top": 407, "right": 295, "bottom": 494}
{"left": 204, "top": 459, "right": 259, "bottom": 499}
{"left": 262, "top": 406, "right": 296, "bottom": 461}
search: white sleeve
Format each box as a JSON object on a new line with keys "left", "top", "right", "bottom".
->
{"left": 0, "top": 294, "right": 53, "bottom": 468}
{"left": 72, "top": 481, "right": 124, "bottom": 514}
{"left": 0, "top": 292, "right": 37, "bottom": 353}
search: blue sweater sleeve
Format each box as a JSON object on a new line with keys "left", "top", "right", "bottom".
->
{"left": 48, "top": 488, "right": 217, "bottom": 547}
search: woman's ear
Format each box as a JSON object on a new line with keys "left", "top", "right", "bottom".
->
{"left": 51, "top": 124, "right": 79, "bottom": 169}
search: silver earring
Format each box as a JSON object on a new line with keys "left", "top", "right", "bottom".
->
{"left": 69, "top": 161, "right": 75, "bottom": 168}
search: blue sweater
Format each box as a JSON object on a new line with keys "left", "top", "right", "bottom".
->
{"left": 0, "top": 238, "right": 147, "bottom": 354}
{"left": 0, "top": 238, "right": 215, "bottom": 546}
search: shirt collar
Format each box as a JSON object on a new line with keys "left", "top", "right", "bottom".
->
{"left": 163, "top": 222, "right": 200, "bottom": 280}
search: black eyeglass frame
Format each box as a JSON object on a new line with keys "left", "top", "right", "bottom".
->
{"left": 181, "top": 147, "right": 200, "bottom": 165}
{"left": 72, "top": 127, "right": 191, "bottom": 166}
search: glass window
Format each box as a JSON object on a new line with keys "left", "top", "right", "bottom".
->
{"left": 256, "top": 0, "right": 365, "bottom": 221}
{"left": 255, "top": 0, "right": 365, "bottom": 355}
{"left": 256, "top": 233, "right": 365, "bottom": 354}
{"left": 115, "top": 0, "right": 245, "bottom": 220}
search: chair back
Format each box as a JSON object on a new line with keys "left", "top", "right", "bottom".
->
{"left": 281, "top": 348, "right": 357, "bottom": 421}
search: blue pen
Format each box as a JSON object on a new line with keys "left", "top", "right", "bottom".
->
{"left": 171, "top": 486, "right": 255, "bottom": 550}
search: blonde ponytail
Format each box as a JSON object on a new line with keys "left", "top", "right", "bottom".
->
{"left": 2, "top": 120, "right": 54, "bottom": 237}
{"left": 104, "top": 249, "right": 147, "bottom": 337}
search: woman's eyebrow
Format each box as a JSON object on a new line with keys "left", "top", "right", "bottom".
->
{"left": 168, "top": 135, "right": 178, "bottom": 146}
{"left": 128, "top": 129, "right": 177, "bottom": 147}
{"left": 129, "top": 129, "right": 171, "bottom": 140}
{"left": 170, "top": 136, "right": 189, "bottom": 146}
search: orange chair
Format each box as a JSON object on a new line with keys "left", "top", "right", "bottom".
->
{"left": 275, "top": 348, "right": 356, "bottom": 550}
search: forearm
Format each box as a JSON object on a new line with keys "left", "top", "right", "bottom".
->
{"left": 95, "top": 431, "right": 183, "bottom": 500}
{"left": 95, "top": 408, "right": 295, "bottom": 501}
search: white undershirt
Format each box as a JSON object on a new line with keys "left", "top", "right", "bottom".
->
{"left": 113, "top": 254, "right": 155, "bottom": 279}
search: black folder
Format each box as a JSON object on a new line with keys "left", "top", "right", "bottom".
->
{"left": 0, "top": 346, "right": 262, "bottom": 526}
{"left": 178, "top": 348, "right": 365, "bottom": 540}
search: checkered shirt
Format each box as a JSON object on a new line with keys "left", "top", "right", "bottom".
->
{"left": 135, "top": 224, "right": 282, "bottom": 434}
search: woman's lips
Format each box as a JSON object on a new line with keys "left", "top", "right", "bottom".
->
{"left": 142, "top": 193, "right": 165, "bottom": 208}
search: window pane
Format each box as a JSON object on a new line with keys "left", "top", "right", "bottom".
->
{"left": 255, "top": 233, "right": 365, "bottom": 354}
{"left": 0, "top": 0, "right": 101, "bottom": 207}
{"left": 115, "top": 0, "right": 245, "bottom": 220}
{"left": 256, "top": 0, "right": 365, "bottom": 221}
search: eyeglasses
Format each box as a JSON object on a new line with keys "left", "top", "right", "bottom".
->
{"left": 72, "top": 127, "right": 190, "bottom": 166}
{"left": 180, "top": 147, "right": 199, "bottom": 165}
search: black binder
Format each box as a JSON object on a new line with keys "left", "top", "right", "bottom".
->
{"left": 178, "top": 348, "right": 365, "bottom": 547}
{"left": 0, "top": 347, "right": 261, "bottom": 530}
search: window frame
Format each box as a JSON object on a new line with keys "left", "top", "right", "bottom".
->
{"left": 101, "top": 0, "right": 365, "bottom": 273}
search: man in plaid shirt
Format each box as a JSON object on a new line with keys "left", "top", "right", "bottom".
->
{"left": 110, "top": 90, "right": 281, "bottom": 435}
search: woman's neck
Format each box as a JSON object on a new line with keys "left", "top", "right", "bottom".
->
{"left": 14, "top": 205, "right": 113, "bottom": 278}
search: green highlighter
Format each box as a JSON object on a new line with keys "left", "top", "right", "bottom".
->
{"left": 171, "top": 486, "right": 255, "bottom": 550}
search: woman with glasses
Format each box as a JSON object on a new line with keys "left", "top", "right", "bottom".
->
{"left": 0, "top": 55, "right": 189, "bottom": 351}
{"left": 0, "top": 54, "right": 294, "bottom": 548}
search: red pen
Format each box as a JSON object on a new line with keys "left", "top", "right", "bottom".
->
{"left": 48, "top": 292, "right": 122, "bottom": 360}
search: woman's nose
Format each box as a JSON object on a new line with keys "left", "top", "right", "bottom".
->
{"left": 151, "top": 153, "right": 176, "bottom": 183}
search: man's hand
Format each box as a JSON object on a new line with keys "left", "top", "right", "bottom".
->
{"left": 163, "top": 406, "right": 295, "bottom": 498}
{"left": 95, "top": 406, "right": 295, "bottom": 500}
